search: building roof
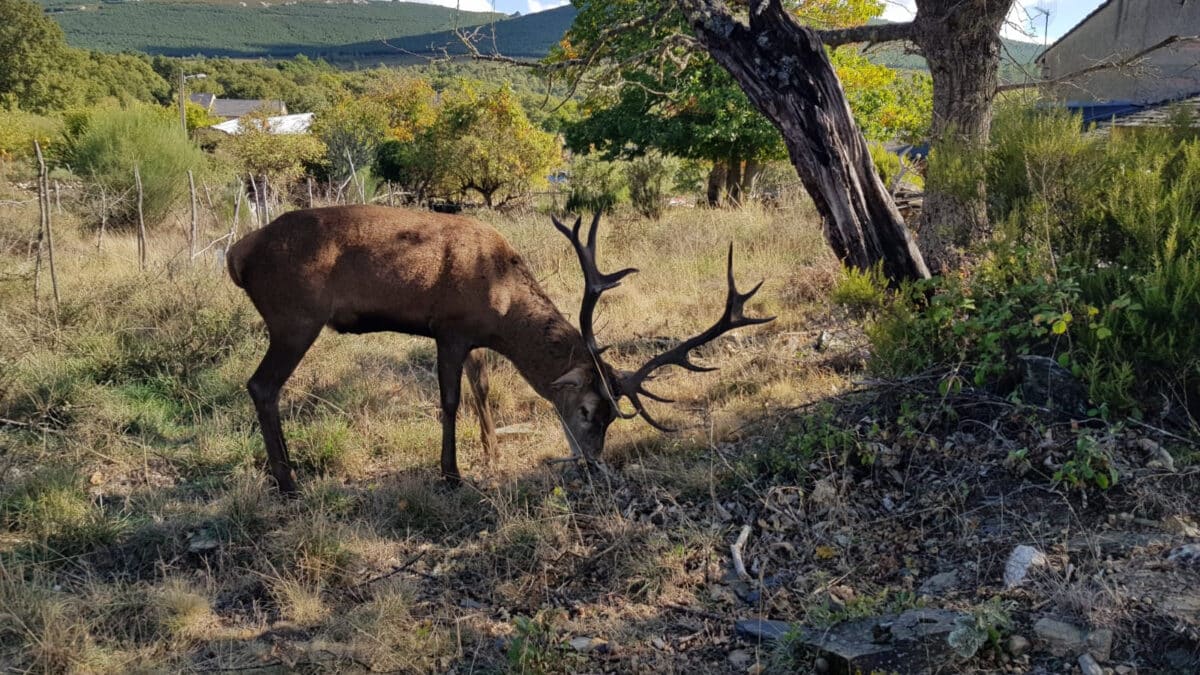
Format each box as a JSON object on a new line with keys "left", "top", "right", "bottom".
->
{"left": 188, "top": 92, "right": 216, "bottom": 110}
{"left": 1036, "top": 0, "right": 1116, "bottom": 63}
{"left": 211, "top": 112, "right": 314, "bottom": 135}
{"left": 211, "top": 98, "right": 287, "bottom": 118}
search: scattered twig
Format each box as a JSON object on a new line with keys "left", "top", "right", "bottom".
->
{"left": 731, "top": 523, "right": 752, "bottom": 580}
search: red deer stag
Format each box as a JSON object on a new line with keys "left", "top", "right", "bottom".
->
{"left": 227, "top": 205, "right": 772, "bottom": 493}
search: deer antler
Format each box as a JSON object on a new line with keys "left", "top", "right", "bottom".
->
{"left": 550, "top": 212, "right": 638, "bottom": 359}
{"left": 552, "top": 213, "right": 773, "bottom": 431}
{"left": 615, "top": 245, "right": 774, "bottom": 431}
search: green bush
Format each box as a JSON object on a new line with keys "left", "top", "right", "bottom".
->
{"left": 64, "top": 104, "right": 206, "bottom": 228}
{"left": 624, "top": 151, "right": 675, "bottom": 220}
{"left": 866, "top": 105, "right": 1200, "bottom": 423}
{"left": 565, "top": 154, "right": 626, "bottom": 214}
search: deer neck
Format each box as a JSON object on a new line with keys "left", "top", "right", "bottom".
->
{"left": 492, "top": 295, "right": 591, "bottom": 401}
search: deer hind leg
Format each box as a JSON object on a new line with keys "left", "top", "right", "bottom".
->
{"left": 248, "top": 323, "right": 321, "bottom": 495}
{"left": 436, "top": 340, "right": 470, "bottom": 484}
{"left": 464, "top": 350, "right": 498, "bottom": 467}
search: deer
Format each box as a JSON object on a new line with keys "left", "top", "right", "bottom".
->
{"left": 226, "top": 205, "right": 772, "bottom": 494}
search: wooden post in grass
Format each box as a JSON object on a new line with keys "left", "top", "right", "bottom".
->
{"left": 134, "top": 164, "right": 147, "bottom": 271}
{"left": 247, "top": 173, "right": 260, "bottom": 228}
{"left": 53, "top": 180, "right": 62, "bottom": 215}
{"left": 96, "top": 183, "right": 107, "bottom": 251}
{"left": 188, "top": 170, "right": 198, "bottom": 264}
{"left": 307, "top": 176, "right": 314, "bottom": 209}
{"left": 231, "top": 179, "right": 243, "bottom": 241}
{"left": 34, "top": 141, "right": 60, "bottom": 319}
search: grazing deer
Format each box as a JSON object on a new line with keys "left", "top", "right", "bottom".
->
{"left": 227, "top": 205, "right": 772, "bottom": 493}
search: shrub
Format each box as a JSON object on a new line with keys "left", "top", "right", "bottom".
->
{"left": 65, "top": 104, "right": 206, "bottom": 227}
{"left": 624, "top": 151, "right": 675, "bottom": 220}
{"left": 566, "top": 154, "right": 625, "bottom": 214}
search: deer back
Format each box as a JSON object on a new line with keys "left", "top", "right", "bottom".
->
{"left": 227, "top": 205, "right": 546, "bottom": 340}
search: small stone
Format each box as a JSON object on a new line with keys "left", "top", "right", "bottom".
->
{"left": 458, "top": 598, "right": 483, "bottom": 610}
{"left": 734, "top": 618, "right": 793, "bottom": 643}
{"left": 1079, "top": 653, "right": 1104, "bottom": 675}
{"left": 1034, "top": 617, "right": 1088, "bottom": 656}
{"left": 1115, "top": 665, "right": 1133, "bottom": 674}
{"left": 496, "top": 422, "right": 537, "bottom": 436}
{"left": 919, "top": 570, "right": 960, "bottom": 597}
{"left": 813, "top": 656, "right": 831, "bottom": 673}
{"left": 650, "top": 637, "right": 666, "bottom": 650}
{"left": 186, "top": 529, "right": 219, "bottom": 553}
{"left": 1006, "top": 634, "right": 1030, "bottom": 657}
{"left": 569, "top": 636, "right": 607, "bottom": 653}
{"left": 728, "top": 649, "right": 752, "bottom": 668}
{"left": 1087, "top": 628, "right": 1114, "bottom": 662}
{"left": 1004, "top": 545, "right": 1049, "bottom": 588}
{"left": 1168, "top": 543, "right": 1200, "bottom": 566}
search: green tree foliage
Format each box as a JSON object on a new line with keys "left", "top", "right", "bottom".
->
{"left": 312, "top": 97, "right": 391, "bottom": 185}
{"left": 65, "top": 104, "right": 207, "bottom": 227}
{"left": 224, "top": 110, "right": 326, "bottom": 186}
{"left": 560, "top": 0, "right": 930, "bottom": 204}
{"left": 436, "top": 85, "right": 560, "bottom": 207}
{"left": 0, "top": 0, "right": 68, "bottom": 111}
{"left": 0, "top": 110, "right": 62, "bottom": 163}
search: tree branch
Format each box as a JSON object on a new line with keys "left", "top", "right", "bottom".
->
{"left": 816, "top": 21, "right": 916, "bottom": 47}
{"left": 999, "top": 34, "right": 1200, "bottom": 92}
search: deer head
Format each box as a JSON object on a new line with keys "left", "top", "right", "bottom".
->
{"left": 549, "top": 213, "right": 774, "bottom": 461}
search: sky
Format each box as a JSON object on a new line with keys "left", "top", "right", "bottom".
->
{"left": 416, "top": 0, "right": 1109, "bottom": 42}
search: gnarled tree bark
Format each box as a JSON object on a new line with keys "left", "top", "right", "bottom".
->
{"left": 913, "top": 0, "right": 1010, "bottom": 272}
{"left": 680, "top": 0, "right": 929, "bottom": 281}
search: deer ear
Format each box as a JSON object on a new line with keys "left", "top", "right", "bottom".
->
{"left": 551, "top": 365, "right": 592, "bottom": 391}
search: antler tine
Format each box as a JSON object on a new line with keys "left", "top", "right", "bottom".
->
{"left": 551, "top": 213, "right": 638, "bottom": 357}
{"left": 615, "top": 244, "right": 774, "bottom": 427}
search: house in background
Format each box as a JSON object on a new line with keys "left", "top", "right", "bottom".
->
{"left": 210, "top": 112, "right": 315, "bottom": 135}
{"left": 1037, "top": 0, "right": 1200, "bottom": 128}
{"left": 189, "top": 93, "right": 288, "bottom": 121}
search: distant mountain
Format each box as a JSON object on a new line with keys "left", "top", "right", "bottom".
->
{"left": 43, "top": 0, "right": 1043, "bottom": 79}
{"left": 40, "top": 0, "right": 507, "bottom": 58}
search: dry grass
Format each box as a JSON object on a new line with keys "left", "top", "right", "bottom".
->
{"left": 3, "top": 190, "right": 1199, "bottom": 672}
{"left": 0, "top": 191, "right": 848, "bottom": 672}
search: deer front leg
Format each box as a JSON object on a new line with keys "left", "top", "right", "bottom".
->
{"left": 464, "top": 351, "right": 497, "bottom": 466}
{"left": 436, "top": 340, "right": 468, "bottom": 484}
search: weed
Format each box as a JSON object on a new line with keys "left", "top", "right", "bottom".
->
{"left": 1054, "top": 434, "right": 1118, "bottom": 492}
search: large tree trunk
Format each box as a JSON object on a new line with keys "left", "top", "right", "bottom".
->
{"left": 913, "top": 0, "right": 1011, "bottom": 272}
{"left": 680, "top": 0, "right": 929, "bottom": 281}
{"left": 725, "top": 157, "right": 743, "bottom": 206}
{"left": 706, "top": 162, "right": 727, "bottom": 207}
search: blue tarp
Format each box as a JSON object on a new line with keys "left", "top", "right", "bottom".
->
{"left": 1064, "top": 101, "right": 1145, "bottom": 125}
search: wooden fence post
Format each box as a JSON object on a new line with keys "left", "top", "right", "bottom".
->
{"left": 188, "top": 170, "right": 198, "bottom": 264}
{"left": 34, "top": 141, "right": 60, "bottom": 320}
{"left": 232, "top": 180, "right": 243, "bottom": 239}
{"left": 135, "top": 164, "right": 147, "bottom": 271}
{"left": 307, "top": 176, "right": 314, "bottom": 209}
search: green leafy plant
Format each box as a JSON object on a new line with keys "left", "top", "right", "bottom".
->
{"left": 1054, "top": 434, "right": 1118, "bottom": 491}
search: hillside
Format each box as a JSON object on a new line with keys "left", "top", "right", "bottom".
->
{"left": 43, "top": 1, "right": 1042, "bottom": 74}
{"left": 39, "top": 0, "right": 507, "bottom": 58}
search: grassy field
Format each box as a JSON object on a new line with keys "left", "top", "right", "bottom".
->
{"left": 0, "top": 186, "right": 843, "bottom": 671}
{"left": 3, "top": 182, "right": 1199, "bottom": 672}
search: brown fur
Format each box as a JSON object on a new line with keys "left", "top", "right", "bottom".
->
{"left": 228, "top": 205, "right": 608, "bottom": 492}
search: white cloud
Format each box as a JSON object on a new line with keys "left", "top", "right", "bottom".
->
{"left": 403, "top": 0, "right": 499, "bottom": 14}
{"left": 526, "top": 0, "right": 568, "bottom": 12}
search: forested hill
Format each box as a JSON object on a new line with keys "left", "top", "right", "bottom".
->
{"left": 41, "top": 0, "right": 1042, "bottom": 74}
{"left": 38, "top": 0, "right": 508, "bottom": 59}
